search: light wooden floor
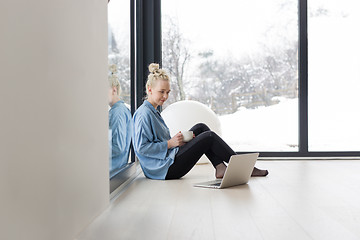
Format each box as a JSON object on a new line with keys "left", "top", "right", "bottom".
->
{"left": 77, "top": 160, "right": 360, "bottom": 240}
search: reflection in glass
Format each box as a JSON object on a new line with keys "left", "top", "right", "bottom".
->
{"left": 108, "top": 0, "right": 132, "bottom": 175}
{"left": 108, "top": 89, "right": 132, "bottom": 176}
{"left": 308, "top": 0, "right": 360, "bottom": 151}
{"left": 162, "top": 0, "right": 298, "bottom": 151}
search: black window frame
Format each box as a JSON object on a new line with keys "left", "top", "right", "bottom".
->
{"left": 112, "top": 0, "right": 360, "bottom": 193}
{"left": 155, "top": 0, "right": 360, "bottom": 158}
{"left": 260, "top": 0, "right": 360, "bottom": 157}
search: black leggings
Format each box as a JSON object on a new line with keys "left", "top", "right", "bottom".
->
{"left": 165, "top": 123, "right": 236, "bottom": 180}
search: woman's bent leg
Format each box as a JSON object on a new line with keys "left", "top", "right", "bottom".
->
{"left": 165, "top": 130, "right": 236, "bottom": 179}
{"left": 189, "top": 123, "right": 210, "bottom": 136}
{"left": 192, "top": 124, "right": 269, "bottom": 177}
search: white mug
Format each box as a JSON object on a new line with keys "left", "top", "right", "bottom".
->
{"left": 182, "top": 131, "right": 193, "bottom": 142}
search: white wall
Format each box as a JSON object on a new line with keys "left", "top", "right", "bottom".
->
{"left": 0, "top": 0, "right": 109, "bottom": 239}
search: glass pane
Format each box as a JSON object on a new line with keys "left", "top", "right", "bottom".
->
{"left": 108, "top": 0, "right": 132, "bottom": 177}
{"left": 308, "top": 0, "right": 360, "bottom": 151}
{"left": 162, "top": 0, "right": 298, "bottom": 151}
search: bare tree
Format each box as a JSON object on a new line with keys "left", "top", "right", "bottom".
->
{"left": 161, "top": 6, "right": 299, "bottom": 115}
{"left": 108, "top": 26, "right": 131, "bottom": 104}
{"left": 162, "top": 16, "right": 191, "bottom": 103}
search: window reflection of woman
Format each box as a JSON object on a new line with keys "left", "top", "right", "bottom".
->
{"left": 108, "top": 65, "right": 132, "bottom": 173}
{"left": 132, "top": 63, "right": 268, "bottom": 180}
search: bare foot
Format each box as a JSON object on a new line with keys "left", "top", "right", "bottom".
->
{"left": 215, "top": 163, "right": 227, "bottom": 179}
{"left": 251, "top": 167, "right": 269, "bottom": 177}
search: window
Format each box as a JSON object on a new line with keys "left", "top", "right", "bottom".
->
{"left": 308, "top": 0, "right": 360, "bottom": 151}
{"left": 108, "top": 0, "right": 136, "bottom": 193}
{"left": 108, "top": 0, "right": 131, "bottom": 107}
{"left": 133, "top": 0, "right": 360, "bottom": 158}
{"left": 162, "top": 0, "right": 299, "bottom": 152}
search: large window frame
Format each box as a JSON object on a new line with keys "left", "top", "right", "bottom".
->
{"left": 153, "top": 0, "right": 359, "bottom": 158}
{"left": 113, "top": 0, "right": 360, "bottom": 193}
{"left": 266, "top": 0, "right": 359, "bottom": 157}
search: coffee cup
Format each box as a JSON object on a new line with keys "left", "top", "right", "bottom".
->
{"left": 182, "top": 131, "right": 193, "bottom": 142}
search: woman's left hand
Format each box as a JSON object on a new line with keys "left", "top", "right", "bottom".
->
{"left": 167, "top": 132, "right": 185, "bottom": 148}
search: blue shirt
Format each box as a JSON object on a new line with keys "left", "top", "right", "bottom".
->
{"left": 109, "top": 100, "right": 132, "bottom": 173}
{"left": 132, "top": 100, "right": 178, "bottom": 180}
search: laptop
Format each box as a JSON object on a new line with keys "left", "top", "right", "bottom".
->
{"left": 193, "top": 153, "right": 259, "bottom": 189}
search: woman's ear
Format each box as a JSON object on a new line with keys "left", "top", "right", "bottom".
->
{"left": 112, "top": 86, "right": 117, "bottom": 95}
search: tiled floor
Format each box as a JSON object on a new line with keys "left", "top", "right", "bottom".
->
{"left": 77, "top": 160, "right": 360, "bottom": 240}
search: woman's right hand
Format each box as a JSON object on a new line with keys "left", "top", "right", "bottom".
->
{"left": 167, "top": 132, "right": 184, "bottom": 149}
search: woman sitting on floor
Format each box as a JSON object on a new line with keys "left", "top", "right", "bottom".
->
{"left": 132, "top": 63, "right": 269, "bottom": 180}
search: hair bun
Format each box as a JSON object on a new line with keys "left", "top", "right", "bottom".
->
{"left": 109, "top": 64, "right": 118, "bottom": 75}
{"left": 148, "top": 63, "right": 160, "bottom": 74}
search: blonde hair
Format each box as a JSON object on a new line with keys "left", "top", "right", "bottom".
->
{"left": 108, "top": 64, "right": 121, "bottom": 96}
{"left": 146, "top": 63, "right": 170, "bottom": 97}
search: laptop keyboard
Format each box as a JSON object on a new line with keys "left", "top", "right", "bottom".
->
{"left": 210, "top": 182, "right": 221, "bottom": 187}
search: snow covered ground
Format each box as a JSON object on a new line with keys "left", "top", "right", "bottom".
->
{"left": 219, "top": 98, "right": 298, "bottom": 151}
{"left": 219, "top": 97, "right": 360, "bottom": 152}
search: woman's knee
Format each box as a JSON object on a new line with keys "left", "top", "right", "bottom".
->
{"left": 191, "top": 122, "right": 210, "bottom": 132}
{"left": 208, "top": 130, "right": 219, "bottom": 138}
{"left": 200, "top": 130, "right": 218, "bottom": 140}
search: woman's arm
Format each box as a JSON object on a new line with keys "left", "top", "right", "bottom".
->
{"left": 133, "top": 117, "right": 169, "bottom": 160}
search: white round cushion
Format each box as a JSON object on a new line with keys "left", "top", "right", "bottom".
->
{"left": 162, "top": 100, "right": 222, "bottom": 164}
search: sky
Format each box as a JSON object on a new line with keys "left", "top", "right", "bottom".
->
{"left": 162, "top": 0, "right": 298, "bottom": 57}
{"left": 107, "top": 0, "right": 130, "bottom": 51}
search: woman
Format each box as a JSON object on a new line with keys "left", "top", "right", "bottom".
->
{"left": 108, "top": 65, "right": 132, "bottom": 172}
{"left": 132, "top": 63, "right": 268, "bottom": 180}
